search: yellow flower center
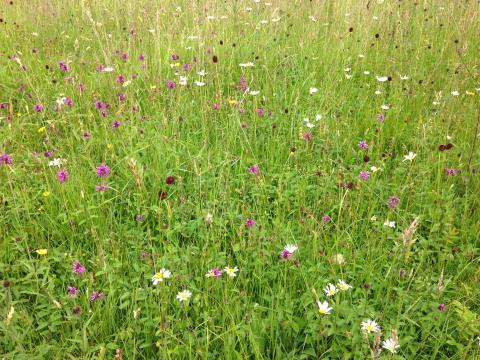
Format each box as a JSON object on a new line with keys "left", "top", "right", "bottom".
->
{"left": 154, "top": 272, "right": 163, "bottom": 280}
{"left": 367, "top": 325, "right": 373, "bottom": 331}
{"left": 319, "top": 309, "right": 326, "bottom": 314}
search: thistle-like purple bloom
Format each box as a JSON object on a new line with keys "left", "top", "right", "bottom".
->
{"left": 248, "top": 165, "right": 260, "bottom": 176}
{"left": 90, "top": 291, "right": 105, "bottom": 303}
{"left": 280, "top": 250, "right": 293, "bottom": 259}
{"left": 359, "top": 171, "right": 370, "bottom": 180}
{"left": 116, "top": 75, "right": 126, "bottom": 84}
{"left": 322, "top": 214, "right": 331, "bottom": 223}
{"left": 57, "top": 168, "right": 69, "bottom": 183}
{"left": 246, "top": 219, "right": 256, "bottom": 228}
{"left": 0, "top": 153, "right": 13, "bottom": 165}
{"left": 96, "top": 164, "right": 110, "bottom": 178}
{"left": 167, "top": 80, "right": 176, "bottom": 89}
{"left": 112, "top": 121, "right": 121, "bottom": 129}
{"left": 358, "top": 140, "right": 369, "bottom": 149}
{"left": 376, "top": 114, "right": 385, "bottom": 122}
{"left": 445, "top": 168, "right": 457, "bottom": 176}
{"left": 33, "top": 103, "right": 43, "bottom": 113}
{"left": 67, "top": 285, "right": 79, "bottom": 298}
{"left": 72, "top": 261, "right": 86, "bottom": 275}
{"left": 59, "top": 61, "right": 69, "bottom": 72}
{"left": 256, "top": 108, "right": 265, "bottom": 117}
{"left": 388, "top": 197, "right": 400, "bottom": 209}
{"left": 95, "top": 185, "right": 110, "bottom": 191}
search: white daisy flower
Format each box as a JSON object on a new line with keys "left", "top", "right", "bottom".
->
{"left": 176, "top": 290, "right": 192, "bottom": 302}
{"left": 337, "top": 279, "right": 352, "bottom": 291}
{"left": 403, "top": 151, "right": 417, "bottom": 162}
{"left": 382, "top": 338, "right": 400, "bottom": 353}
{"left": 324, "top": 283, "right": 337, "bottom": 297}
{"left": 284, "top": 245, "right": 298, "bottom": 253}
{"left": 309, "top": 87, "right": 318, "bottom": 94}
{"left": 316, "top": 301, "right": 333, "bottom": 315}
{"left": 376, "top": 76, "right": 389, "bottom": 82}
{"left": 49, "top": 158, "right": 62, "bottom": 167}
{"left": 239, "top": 62, "right": 254, "bottom": 67}
{"left": 224, "top": 266, "right": 239, "bottom": 278}
{"left": 151, "top": 269, "right": 171, "bottom": 285}
{"left": 384, "top": 220, "right": 396, "bottom": 228}
{"left": 361, "top": 319, "right": 380, "bottom": 333}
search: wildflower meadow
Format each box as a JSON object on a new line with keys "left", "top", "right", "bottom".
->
{"left": 1, "top": 0, "right": 480, "bottom": 358}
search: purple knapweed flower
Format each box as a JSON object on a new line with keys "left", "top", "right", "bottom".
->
{"left": 445, "top": 168, "right": 457, "bottom": 176}
{"left": 245, "top": 219, "right": 256, "bottom": 228}
{"left": 33, "top": 103, "right": 43, "bottom": 112}
{"left": 65, "top": 97, "right": 73, "bottom": 108}
{"left": 59, "top": 61, "right": 69, "bottom": 72}
{"left": 248, "top": 165, "right": 260, "bottom": 176}
{"left": 82, "top": 132, "right": 91, "bottom": 139}
{"left": 117, "top": 93, "right": 126, "bottom": 102}
{"left": 97, "top": 64, "right": 105, "bottom": 72}
{"left": 57, "top": 168, "right": 69, "bottom": 183}
{"left": 438, "top": 303, "right": 446, "bottom": 311}
{"left": 72, "top": 261, "right": 86, "bottom": 275}
{"left": 67, "top": 285, "right": 79, "bottom": 298}
{"left": 256, "top": 108, "right": 265, "bottom": 117}
{"left": 139, "top": 54, "right": 145, "bottom": 61}
{"left": 358, "top": 140, "right": 369, "bottom": 149}
{"left": 213, "top": 103, "right": 219, "bottom": 110}
{"left": 0, "top": 153, "right": 13, "bottom": 165}
{"left": 322, "top": 214, "right": 331, "bottom": 223}
{"left": 112, "top": 120, "right": 121, "bottom": 129}
{"left": 376, "top": 114, "right": 385, "bottom": 122}
{"left": 388, "top": 197, "right": 400, "bottom": 209}
{"left": 205, "top": 268, "right": 223, "bottom": 278}
{"left": 95, "top": 185, "right": 110, "bottom": 191}
{"left": 90, "top": 291, "right": 105, "bottom": 303}
{"left": 121, "top": 52, "right": 128, "bottom": 62}
{"left": 96, "top": 164, "right": 110, "bottom": 178}
{"left": 78, "top": 83, "right": 86, "bottom": 92}
{"left": 116, "top": 75, "right": 126, "bottom": 84}
{"left": 167, "top": 80, "right": 176, "bottom": 89}
{"left": 359, "top": 171, "right": 370, "bottom": 180}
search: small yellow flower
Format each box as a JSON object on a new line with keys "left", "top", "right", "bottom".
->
{"left": 466, "top": 91, "right": 475, "bottom": 96}
{"left": 43, "top": 191, "right": 50, "bottom": 197}
{"left": 106, "top": 143, "right": 113, "bottom": 150}
{"left": 228, "top": 99, "right": 237, "bottom": 105}
{"left": 37, "top": 127, "right": 46, "bottom": 133}
{"left": 36, "top": 249, "right": 48, "bottom": 255}
{"left": 174, "top": 62, "right": 180, "bottom": 67}
{"left": 150, "top": 85, "right": 157, "bottom": 89}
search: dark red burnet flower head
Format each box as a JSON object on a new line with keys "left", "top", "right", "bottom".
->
{"left": 165, "top": 176, "right": 176, "bottom": 185}
{"left": 158, "top": 190, "right": 167, "bottom": 200}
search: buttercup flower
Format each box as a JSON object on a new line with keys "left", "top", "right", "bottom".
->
{"left": 36, "top": 249, "right": 48, "bottom": 255}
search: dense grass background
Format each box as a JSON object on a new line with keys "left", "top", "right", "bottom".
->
{"left": 1, "top": 0, "right": 479, "bottom": 358}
